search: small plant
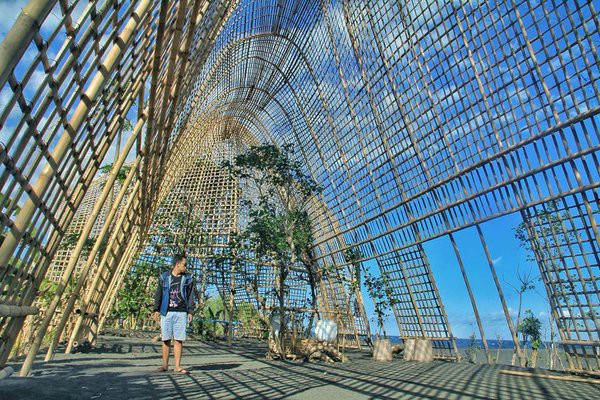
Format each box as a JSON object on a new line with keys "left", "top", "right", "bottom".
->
{"left": 518, "top": 309, "right": 542, "bottom": 367}
{"left": 364, "top": 273, "right": 393, "bottom": 338}
{"left": 344, "top": 247, "right": 396, "bottom": 339}
{"left": 110, "top": 260, "right": 162, "bottom": 329}
{"left": 503, "top": 265, "right": 536, "bottom": 366}
{"left": 494, "top": 331, "right": 503, "bottom": 364}
{"left": 464, "top": 332, "right": 480, "bottom": 363}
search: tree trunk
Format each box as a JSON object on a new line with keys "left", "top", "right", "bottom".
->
{"left": 530, "top": 348, "right": 538, "bottom": 368}
{"left": 275, "top": 260, "right": 286, "bottom": 358}
{"left": 549, "top": 313, "right": 556, "bottom": 370}
{"left": 228, "top": 255, "right": 236, "bottom": 345}
{"left": 495, "top": 338, "right": 502, "bottom": 364}
{"left": 512, "top": 293, "right": 523, "bottom": 366}
{"left": 303, "top": 251, "right": 319, "bottom": 336}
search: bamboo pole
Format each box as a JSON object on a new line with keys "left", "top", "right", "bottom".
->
{"left": 0, "top": 0, "right": 57, "bottom": 87}
{"left": 0, "top": 305, "right": 39, "bottom": 318}
{"left": 80, "top": 203, "right": 140, "bottom": 344}
{"left": 20, "top": 132, "right": 143, "bottom": 375}
{"left": 140, "top": 0, "right": 171, "bottom": 234}
{"left": 228, "top": 252, "right": 236, "bottom": 345}
{"left": 476, "top": 225, "right": 525, "bottom": 366}
{"left": 449, "top": 233, "right": 491, "bottom": 363}
{"left": 94, "top": 236, "right": 140, "bottom": 339}
{"left": 45, "top": 155, "right": 142, "bottom": 361}
{"left": 65, "top": 180, "right": 142, "bottom": 353}
{"left": 83, "top": 235, "right": 136, "bottom": 344}
{"left": 93, "top": 241, "right": 138, "bottom": 340}
{"left": 153, "top": 0, "right": 190, "bottom": 183}
{"left": 83, "top": 182, "right": 144, "bottom": 342}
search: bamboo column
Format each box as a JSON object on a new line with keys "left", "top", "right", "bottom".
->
{"left": 87, "top": 185, "right": 144, "bottom": 342}
{"left": 0, "top": 0, "right": 57, "bottom": 86}
{"left": 140, "top": 0, "right": 171, "bottom": 234}
{"left": 476, "top": 225, "right": 525, "bottom": 366}
{"left": 228, "top": 255, "right": 236, "bottom": 345}
{"left": 94, "top": 236, "right": 140, "bottom": 339}
{"left": 449, "top": 234, "right": 491, "bottom": 363}
{"left": 79, "top": 200, "right": 141, "bottom": 345}
{"left": 45, "top": 155, "right": 142, "bottom": 360}
{"left": 65, "top": 180, "right": 142, "bottom": 353}
{"left": 20, "top": 130, "right": 143, "bottom": 375}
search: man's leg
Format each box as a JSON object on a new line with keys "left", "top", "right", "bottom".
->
{"left": 173, "top": 312, "right": 188, "bottom": 373}
{"left": 159, "top": 313, "right": 173, "bottom": 371}
{"left": 173, "top": 340, "right": 183, "bottom": 371}
{"left": 162, "top": 340, "right": 171, "bottom": 369}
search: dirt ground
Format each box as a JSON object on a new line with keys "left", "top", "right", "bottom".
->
{"left": 0, "top": 335, "right": 598, "bottom": 399}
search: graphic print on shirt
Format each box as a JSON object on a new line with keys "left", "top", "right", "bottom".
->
{"left": 168, "top": 275, "right": 185, "bottom": 311}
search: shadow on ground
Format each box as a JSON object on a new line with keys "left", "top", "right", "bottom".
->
{"left": 0, "top": 335, "right": 597, "bottom": 399}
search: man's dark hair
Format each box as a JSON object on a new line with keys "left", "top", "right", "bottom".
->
{"left": 173, "top": 253, "right": 187, "bottom": 265}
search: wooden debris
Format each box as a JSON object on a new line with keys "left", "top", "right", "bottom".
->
{"left": 499, "top": 369, "right": 600, "bottom": 384}
{"left": 267, "top": 338, "right": 348, "bottom": 362}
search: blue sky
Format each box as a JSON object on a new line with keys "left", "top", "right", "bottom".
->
{"left": 354, "top": 210, "right": 552, "bottom": 341}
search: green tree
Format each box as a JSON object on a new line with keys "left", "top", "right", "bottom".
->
{"left": 518, "top": 309, "right": 542, "bottom": 367}
{"left": 110, "top": 260, "right": 162, "bottom": 329}
{"left": 514, "top": 201, "right": 579, "bottom": 368}
{"left": 345, "top": 247, "right": 394, "bottom": 339}
{"left": 99, "top": 163, "right": 132, "bottom": 184}
{"left": 201, "top": 295, "right": 225, "bottom": 338}
{"left": 223, "top": 143, "right": 321, "bottom": 357}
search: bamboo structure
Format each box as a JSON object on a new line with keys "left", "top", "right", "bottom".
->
{"left": 0, "top": 0, "right": 598, "bottom": 376}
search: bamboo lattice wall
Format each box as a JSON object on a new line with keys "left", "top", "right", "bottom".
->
{"left": 0, "top": 0, "right": 598, "bottom": 374}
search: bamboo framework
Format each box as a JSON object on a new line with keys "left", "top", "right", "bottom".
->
{"left": 46, "top": 171, "right": 128, "bottom": 282}
{"left": 0, "top": 0, "right": 598, "bottom": 375}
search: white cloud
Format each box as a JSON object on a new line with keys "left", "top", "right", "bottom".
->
{"left": 0, "top": 123, "right": 14, "bottom": 145}
{"left": 0, "top": 88, "right": 20, "bottom": 145}
{"left": 492, "top": 256, "right": 503, "bottom": 266}
{"left": 29, "top": 69, "right": 46, "bottom": 89}
{"left": 0, "top": 87, "right": 11, "bottom": 107}
{"left": 0, "top": 0, "right": 28, "bottom": 35}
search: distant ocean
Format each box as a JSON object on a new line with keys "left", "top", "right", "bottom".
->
{"left": 383, "top": 336, "right": 520, "bottom": 349}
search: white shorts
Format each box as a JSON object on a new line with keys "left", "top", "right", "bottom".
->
{"left": 161, "top": 311, "right": 188, "bottom": 341}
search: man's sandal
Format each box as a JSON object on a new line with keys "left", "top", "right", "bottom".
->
{"left": 174, "top": 368, "right": 190, "bottom": 375}
{"left": 155, "top": 366, "right": 168, "bottom": 372}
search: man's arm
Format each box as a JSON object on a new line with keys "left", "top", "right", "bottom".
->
{"left": 189, "top": 280, "right": 197, "bottom": 311}
{"left": 187, "top": 278, "right": 196, "bottom": 322}
{"left": 153, "top": 276, "right": 162, "bottom": 313}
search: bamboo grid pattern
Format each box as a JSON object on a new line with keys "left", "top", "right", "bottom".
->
{"left": 46, "top": 170, "right": 128, "bottom": 282}
{"left": 0, "top": 0, "right": 598, "bottom": 375}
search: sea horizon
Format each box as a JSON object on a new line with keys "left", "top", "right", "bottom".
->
{"left": 377, "top": 335, "right": 559, "bottom": 350}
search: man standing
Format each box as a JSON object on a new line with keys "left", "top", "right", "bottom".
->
{"left": 153, "top": 253, "right": 195, "bottom": 374}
